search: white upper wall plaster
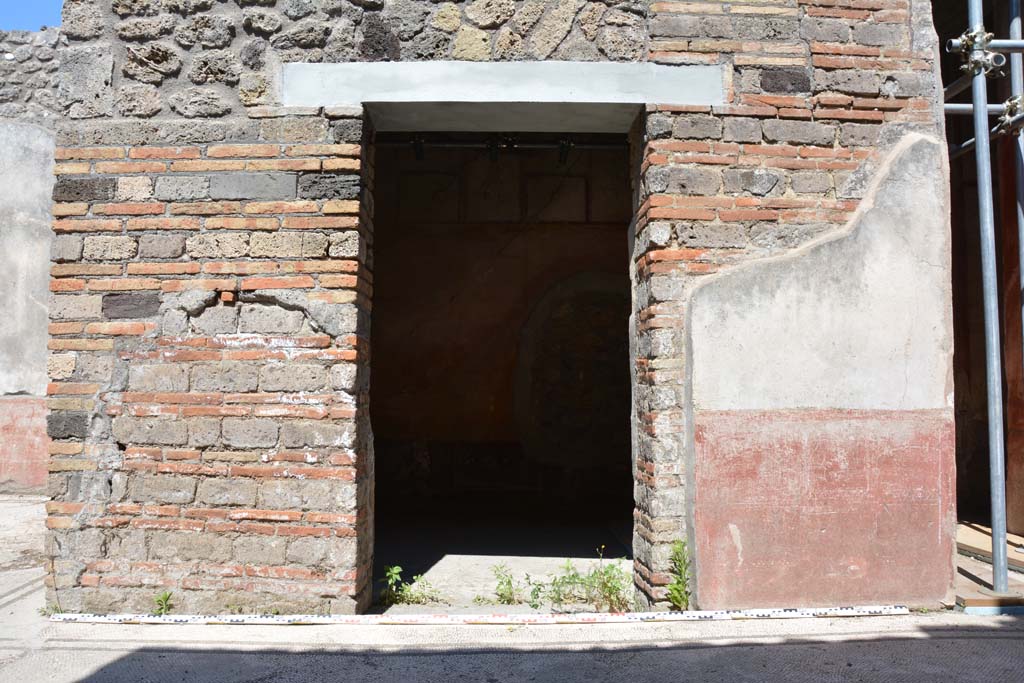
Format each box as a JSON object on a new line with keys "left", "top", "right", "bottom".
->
{"left": 689, "top": 136, "right": 953, "bottom": 412}
{"left": 0, "top": 121, "right": 54, "bottom": 396}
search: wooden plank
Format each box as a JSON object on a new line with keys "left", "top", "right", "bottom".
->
{"left": 956, "top": 523, "right": 1024, "bottom": 573}
{"left": 956, "top": 593, "right": 1024, "bottom": 608}
{"left": 954, "top": 552, "right": 1024, "bottom": 607}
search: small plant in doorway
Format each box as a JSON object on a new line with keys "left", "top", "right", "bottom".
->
{"left": 585, "top": 547, "right": 631, "bottom": 613}
{"left": 152, "top": 591, "right": 174, "bottom": 616}
{"left": 381, "top": 565, "right": 404, "bottom": 605}
{"left": 379, "top": 565, "right": 447, "bottom": 606}
{"left": 492, "top": 563, "right": 525, "bottom": 605}
{"left": 666, "top": 539, "right": 691, "bottom": 611}
{"left": 516, "top": 546, "right": 633, "bottom": 613}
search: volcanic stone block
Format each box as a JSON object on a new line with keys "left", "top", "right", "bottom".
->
{"left": 259, "top": 364, "right": 327, "bottom": 392}
{"left": 286, "top": 536, "right": 356, "bottom": 566}
{"left": 50, "top": 294, "right": 102, "bottom": 321}
{"left": 676, "top": 222, "right": 749, "bottom": 249}
{"left": 853, "top": 22, "right": 906, "bottom": 47}
{"left": 791, "top": 172, "right": 832, "bottom": 194}
{"left": 813, "top": 68, "right": 880, "bottom": 95}
{"left": 196, "top": 477, "right": 258, "bottom": 506}
{"left": 799, "top": 17, "right": 850, "bottom": 43}
{"left": 48, "top": 354, "right": 76, "bottom": 380}
{"left": 83, "top": 236, "right": 138, "bottom": 261}
{"left": 47, "top": 411, "right": 90, "bottom": 439}
{"left": 760, "top": 67, "right": 811, "bottom": 94}
{"left": 672, "top": 115, "right": 723, "bottom": 140}
{"left": 840, "top": 123, "right": 882, "bottom": 147}
{"left": 112, "top": 416, "right": 189, "bottom": 446}
{"left": 138, "top": 233, "right": 187, "bottom": 259}
{"left": 723, "top": 168, "right": 785, "bottom": 197}
{"left": 175, "top": 14, "right": 237, "bottom": 47}
{"left": 51, "top": 235, "right": 85, "bottom": 263}
{"left": 188, "top": 418, "right": 221, "bottom": 447}
{"left": 723, "top": 117, "right": 763, "bottom": 143}
{"left": 102, "top": 292, "right": 161, "bottom": 319}
{"left": 63, "top": 0, "right": 105, "bottom": 40}
{"left": 249, "top": 232, "right": 326, "bottom": 258}
{"left": 280, "top": 420, "right": 355, "bottom": 448}
{"left": 762, "top": 119, "right": 836, "bottom": 146}
{"left": 116, "top": 177, "right": 154, "bottom": 201}
{"left": 185, "top": 233, "right": 250, "bottom": 258}
{"left": 154, "top": 176, "right": 210, "bottom": 201}
{"left": 222, "top": 417, "right": 279, "bottom": 448}
{"left": 297, "top": 173, "right": 359, "bottom": 200}
{"left": 646, "top": 165, "right": 721, "bottom": 196}
{"left": 192, "top": 306, "right": 239, "bottom": 335}
{"left": 238, "top": 304, "right": 304, "bottom": 334}
{"left": 259, "top": 478, "right": 355, "bottom": 510}
{"left": 330, "top": 363, "right": 357, "bottom": 391}
{"left": 328, "top": 232, "right": 361, "bottom": 259}
{"left": 59, "top": 45, "right": 115, "bottom": 118}
{"left": 233, "top": 535, "right": 287, "bottom": 564}
{"left": 187, "top": 50, "right": 242, "bottom": 86}
{"left": 130, "top": 474, "right": 197, "bottom": 504}
{"left": 148, "top": 530, "right": 232, "bottom": 562}
{"left": 128, "top": 365, "right": 190, "bottom": 392}
{"left": 210, "top": 173, "right": 297, "bottom": 200}
{"left": 54, "top": 177, "right": 115, "bottom": 202}
{"left": 190, "top": 363, "right": 259, "bottom": 392}
{"left": 122, "top": 42, "right": 182, "bottom": 85}
{"left": 116, "top": 83, "right": 163, "bottom": 117}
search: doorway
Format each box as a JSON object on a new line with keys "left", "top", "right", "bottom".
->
{"left": 370, "top": 132, "right": 635, "bottom": 610}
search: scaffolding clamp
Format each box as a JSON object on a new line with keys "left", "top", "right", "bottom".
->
{"left": 956, "top": 28, "right": 1003, "bottom": 75}
{"left": 1001, "top": 95, "right": 1024, "bottom": 130}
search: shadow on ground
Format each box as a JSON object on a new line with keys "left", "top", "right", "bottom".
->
{"left": 69, "top": 617, "right": 1024, "bottom": 683}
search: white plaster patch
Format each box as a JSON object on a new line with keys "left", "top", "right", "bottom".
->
{"left": 690, "top": 136, "right": 952, "bottom": 412}
{"left": 0, "top": 122, "right": 54, "bottom": 396}
{"left": 728, "top": 523, "right": 744, "bottom": 567}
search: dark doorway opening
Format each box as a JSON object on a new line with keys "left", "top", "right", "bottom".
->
{"left": 370, "top": 133, "right": 635, "bottom": 604}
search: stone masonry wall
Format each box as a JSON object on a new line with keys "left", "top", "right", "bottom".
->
{"left": 630, "top": 0, "right": 949, "bottom": 607}
{"left": 47, "top": 0, "right": 951, "bottom": 613}
{"left": 58, "top": 0, "right": 647, "bottom": 125}
{"left": 0, "top": 28, "right": 62, "bottom": 127}
{"left": 46, "top": 108, "right": 377, "bottom": 614}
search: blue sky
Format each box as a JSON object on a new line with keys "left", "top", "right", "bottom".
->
{"left": 1, "top": 0, "right": 63, "bottom": 31}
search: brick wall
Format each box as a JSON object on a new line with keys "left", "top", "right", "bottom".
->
{"left": 46, "top": 0, "right": 951, "bottom": 613}
{"left": 630, "top": 0, "right": 948, "bottom": 607}
{"left": 46, "top": 108, "right": 378, "bottom": 614}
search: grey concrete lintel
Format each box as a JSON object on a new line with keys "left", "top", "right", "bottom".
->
{"left": 281, "top": 61, "right": 725, "bottom": 133}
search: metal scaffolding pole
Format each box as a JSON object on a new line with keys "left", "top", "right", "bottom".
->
{"left": 963, "top": 0, "right": 1010, "bottom": 595}
{"left": 1002, "top": 0, "right": 1024, "bottom": 598}
{"left": 950, "top": 37, "right": 1024, "bottom": 53}
{"left": 945, "top": 72, "right": 976, "bottom": 100}
{"left": 948, "top": 111, "right": 1024, "bottom": 160}
{"left": 944, "top": 102, "right": 1004, "bottom": 114}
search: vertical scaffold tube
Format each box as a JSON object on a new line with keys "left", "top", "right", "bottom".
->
{"left": 969, "top": 0, "right": 1010, "bottom": 594}
{"left": 1000, "top": 0, "right": 1024, "bottom": 596}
